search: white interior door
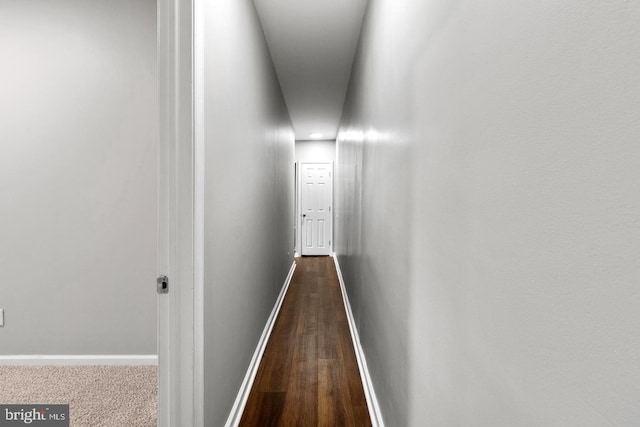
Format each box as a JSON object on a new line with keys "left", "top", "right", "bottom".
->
{"left": 158, "top": 0, "right": 204, "bottom": 425}
{"left": 300, "top": 163, "right": 333, "bottom": 256}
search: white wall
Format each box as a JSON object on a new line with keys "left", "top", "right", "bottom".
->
{"left": 295, "top": 139, "right": 336, "bottom": 254}
{"left": 0, "top": 0, "right": 157, "bottom": 355}
{"left": 202, "top": 1, "right": 295, "bottom": 425}
{"left": 336, "top": 0, "right": 640, "bottom": 425}
{"left": 295, "top": 140, "right": 336, "bottom": 164}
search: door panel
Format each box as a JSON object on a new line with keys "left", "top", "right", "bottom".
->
{"left": 300, "top": 163, "right": 332, "bottom": 255}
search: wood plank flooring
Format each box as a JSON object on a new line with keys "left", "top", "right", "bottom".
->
{"left": 239, "top": 256, "right": 371, "bottom": 427}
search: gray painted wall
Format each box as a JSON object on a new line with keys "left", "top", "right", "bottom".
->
{"left": 0, "top": 0, "right": 157, "bottom": 355}
{"left": 336, "top": 0, "right": 640, "bottom": 425}
{"left": 202, "top": 1, "right": 295, "bottom": 425}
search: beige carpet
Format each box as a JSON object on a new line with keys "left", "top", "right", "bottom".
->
{"left": 0, "top": 365, "right": 157, "bottom": 427}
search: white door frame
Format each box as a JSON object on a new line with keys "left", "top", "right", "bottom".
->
{"left": 158, "top": 0, "right": 204, "bottom": 426}
{"left": 296, "top": 162, "right": 334, "bottom": 256}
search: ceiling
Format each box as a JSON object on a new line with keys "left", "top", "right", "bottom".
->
{"left": 253, "top": 0, "right": 368, "bottom": 141}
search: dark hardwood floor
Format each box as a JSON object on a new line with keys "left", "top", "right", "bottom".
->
{"left": 239, "top": 256, "right": 372, "bottom": 427}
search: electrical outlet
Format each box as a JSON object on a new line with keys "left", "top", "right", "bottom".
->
{"left": 0, "top": 309, "right": 4, "bottom": 326}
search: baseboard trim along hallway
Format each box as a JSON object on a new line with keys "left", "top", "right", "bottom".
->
{"left": 0, "top": 355, "right": 158, "bottom": 366}
{"left": 333, "top": 254, "right": 386, "bottom": 427}
{"left": 225, "top": 260, "right": 297, "bottom": 427}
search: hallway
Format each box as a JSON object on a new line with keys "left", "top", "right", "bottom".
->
{"left": 2, "top": 0, "right": 639, "bottom": 426}
{"left": 239, "top": 257, "right": 371, "bottom": 426}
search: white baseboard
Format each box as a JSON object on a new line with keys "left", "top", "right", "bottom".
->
{"left": 224, "top": 260, "right": 297, "bottom": 427}
{"left": 0, "top": 355, "right": 158, "bottom": 366}
{"left": 333, "top": 253, "right": 385, "bottom": 427}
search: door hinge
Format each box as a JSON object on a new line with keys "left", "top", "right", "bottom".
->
{"left": 157, "top": 275, "right": 169, "bottom": 294}
{"left": 329, "top": 206, "right": 331, "bottom": 212}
